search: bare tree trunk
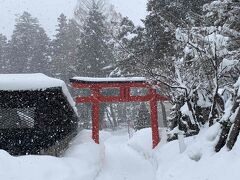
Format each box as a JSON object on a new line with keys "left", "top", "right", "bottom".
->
{"left": 160, "top": 101, "right": 167, "bottom": 127}
{"left": 123, "top": 103, "right": 128, "bottom": 123}
{"left": 186, "top": 100, "right": 200, "bottom": 131}
{"left": 215, "top": 121, "right": 231, "bottom": 152}
{"left": 226, "top": 107, "right": 240, "bottom": 150}
{"left": 209, "top": 93, "right": 224, "bottom": 126}
{"left": 209, "top": 94, "right": 217, "bottom": 126}
{"left": 106, "top": 108, "right": 114, "bottom": 130}
{"left": 109, "top": 104, "right": 118, "bottom": 129}
{"left": 215, "top": 98, "right": 239, "bottom": 152}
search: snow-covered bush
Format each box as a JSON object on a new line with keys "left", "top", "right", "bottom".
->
{"left": 168, "top": 0, "right": 240, "bottom": 150}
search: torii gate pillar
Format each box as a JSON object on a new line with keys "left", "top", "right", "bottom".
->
{"left": 92, "top": 102, "right": 100, "bottom": 144}
{"left": 150, "top": 89, "right": 160, "bottom": 148}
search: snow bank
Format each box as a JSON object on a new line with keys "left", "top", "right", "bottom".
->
{"left": 0, "top": 150, "right": 71, "bottom": 180}
{"left": 0, "top": 73, "right": 76, "bottom": 112}
{"left": 0, "top": 127, "right": 240, "bottom": 180}
{"left": 0, "top": 130, "right": 104, "bottom": 180}
{"left": 155, "top": 123, "right": 240, "bottom": 180}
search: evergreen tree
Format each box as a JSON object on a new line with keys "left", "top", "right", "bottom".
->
{"left": 66, "top": 19, "right": 81, "bottom": 76}
{"left": 145, "top": 0, "right": 176, "bottom": 63}
{"left": 117, "top": 0, "right": 214, "bottom": 77}
{"left": 134, "top": 103, "right": 151, "bottom": 131}
{"left": 9, "top": 12, "right": 50, "bottom": 74}
{"left": 76, "top": 1, "right": 114, "bottom": 77}
{"left": 114, "top": 17, "right": 146, "bottom": 76}
{"left": 0, "top": 34, "right": 9, "bottom": 73}
{"left": 51, "top": 14, "right": 80, "bottom": 82}
{"left": 143, "top": 0, "right": 213, "bottom": 80}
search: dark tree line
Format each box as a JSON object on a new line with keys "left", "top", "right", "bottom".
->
{"left": 0, "top": 1, "right": 118, "bottom": 82}
{"left": 0, "top": 12, "right": 50, "bottom": 74}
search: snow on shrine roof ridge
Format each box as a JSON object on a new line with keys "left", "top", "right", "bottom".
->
{"left": 0, "top": 73, "right": 65, "bottom": 91}
{"left": 71, "top": 77, "right": 147, "bottom": 84}
{"left": 0, "top": 73, "right": 77, "bottom": 112}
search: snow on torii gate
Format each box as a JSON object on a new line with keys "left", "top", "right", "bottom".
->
{"left": 70, "top": 77, "right": 169, "bottom": 148}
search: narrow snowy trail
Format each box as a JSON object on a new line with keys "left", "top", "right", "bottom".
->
{"left": 96, "top": 134, "right": 156, "bottom": 180}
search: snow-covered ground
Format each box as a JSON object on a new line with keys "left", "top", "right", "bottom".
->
{"left": 0, "top": 125, "right": 239, "bottom": 180}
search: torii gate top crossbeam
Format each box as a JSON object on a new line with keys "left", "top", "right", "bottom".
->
{"left": 70, "top": 77, "right": 147, "bottom": 88}
{"left": 71, "top": 77, "right": 147, "bottom": 84}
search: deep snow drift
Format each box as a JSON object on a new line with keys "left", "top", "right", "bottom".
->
{"left": 0, "top": 126, "right": 239, "bottom": 180}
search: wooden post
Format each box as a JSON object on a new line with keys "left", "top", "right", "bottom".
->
{"left": 150, "top": 89, "right": 160, "bottom": 148}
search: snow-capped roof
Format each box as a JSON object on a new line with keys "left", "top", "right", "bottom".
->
{"left": 71, "top": 77, "right": 147, "bottom": 84}
{"left": 0, "top": 73, "right": 76, "bottom": 112}
{"left": 0, "top": 73, "right": 64, "bottom": 91}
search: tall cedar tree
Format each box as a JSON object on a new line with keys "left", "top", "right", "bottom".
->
{"left": 9, "top": 12, "right": 50, "bottom": 74}
{"left": 134, "top": 103, "right": 151, "bottom": 131}
{"left": 76, "top": 1, "right": 115, "bottom": 129}
{"left": 77, "top": 2, "right": 114, "bottom": 77}
{"left": 144, "top": 0, "right": 212, "bottom": 79}
{"left": 0, "top": 34, "right": 9, "bottom": 73}
{"left": 51, "top": 14, "right": 69, "bottom": 78}
{"left": 51, "top": 14, "right": 80, "bottom": 82}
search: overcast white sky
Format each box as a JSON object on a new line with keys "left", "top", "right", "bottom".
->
{"left": 0, "top": 0, "right": 147, "bottom": 39}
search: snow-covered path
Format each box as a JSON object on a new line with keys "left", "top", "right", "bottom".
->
{"left": 96, "top": 135, "right": 156, "bottom": 180}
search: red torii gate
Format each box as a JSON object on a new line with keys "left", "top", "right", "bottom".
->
{"left": 70, "top": 77, "right": 169, "bottom": 148}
